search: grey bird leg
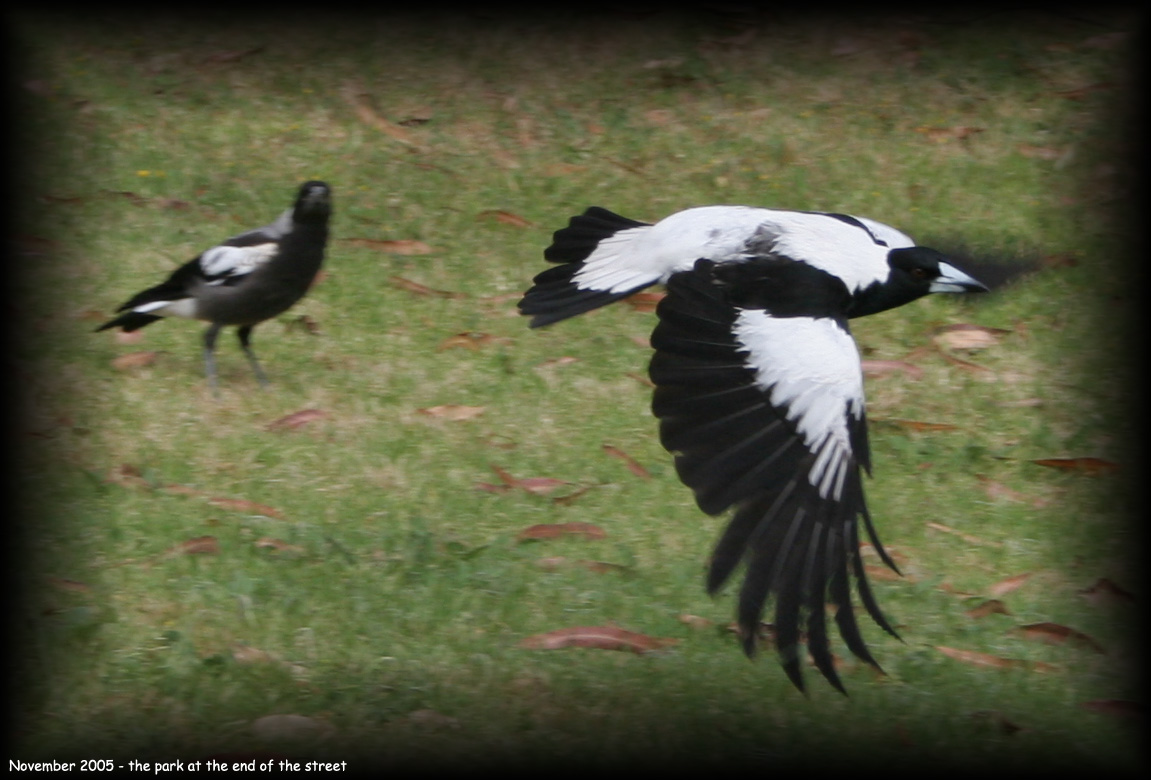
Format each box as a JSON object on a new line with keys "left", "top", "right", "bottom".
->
{"left": 202, "top": 323, "right": 223, "bottom": 393}
{"left": 237, "top": 325, "right": 270, "bottom": 388}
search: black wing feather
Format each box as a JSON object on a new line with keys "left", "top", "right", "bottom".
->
{"left": 648, "top": 257, "right": 899, "bottom": 692}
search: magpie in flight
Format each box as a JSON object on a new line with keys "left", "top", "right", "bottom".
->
{"left": 521, "top": 205, "right": 988, "bottom": 692}
{"left": 96, "top": 181, "right": 332, "bottom": 391}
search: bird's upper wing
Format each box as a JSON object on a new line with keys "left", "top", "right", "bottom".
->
{"left": 193, "top": 210, "right": 292, "bottom": 285}
{"left": 649, "top": 257, "right": 899, "bottom": 693}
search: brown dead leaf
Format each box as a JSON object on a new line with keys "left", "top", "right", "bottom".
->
{"left": 875, "top": 418, "right": 959, "bottom": 433}
{"left": 163, "top": 535, "right": 220, "bottom": 557}
{"left": 206, "top": 497, "right": 283, "bottom": 518}
{"left": 111, "top": 351, "right": 160, "bottom": 371}
{"left": 976, "top": 476, "right": 1050, "bottom": 507}
{"left": 114, "top": 329, "right": 144, "bottom": 345}
{"left": 988, "top": 572, "right": 1032, "bottom": 597}
{"left": 477, "top": 209, "right": 535, "bottom": 228}
{"left": 534, "top": 556, "right": 626, "bottom": 574}
{"left": 970, "top": 710, "right": 1026, "bottom": 735}
{"left": 932, "top": 323, "right": 1010, "bottom": 351}
{"left": 254, "top": 537, "right": 306, "bottom": 555}
{"left": 1078, "top": 578, "right": 1136, "bottom": 607}
{"left": 519, "top": 625, "right": 676, "bottom": 654}
{"left": 1010, "top": 622, "right": 1105, "bottom": 653}
{"left": 863, "top": 564, "right": 906, "bottom": 582}
{"left": 915, "top": 125, "right": 985, "bottom": 142}
{"left": 935, "top": 645, "right": 1021, "bottom": 669}
{"left": 438, "top": 332, "right": 510, "bottom": 350}
{"left": 47, "top": 576, "right": 93, "bottom": 593}
{"left": 1081, "top": 699, "right": 1143, "bottom": 718}
{"left": 964, "top": 599, "right": 1012, "bottom": 619}
{"left": 861, "top": 360, "right": 924, "bottom": 380}
{"left": 622, "top": 291, "right": 666, "bottom": 312}
{"left": 390, "top": 276, "right": 466, "bottom": 299}
{"left": 343, "top": 237, "right": 434, "bottom": 255}
{"left": 418, "top": 404, "right": 486, "bottom": 421}
{"left": 341, "top": 81, "right": 420, "bottom": 147}
{"left": 1017, "top": 144, "right": 1064, "bottom": 160}
{"left": 407, "top": 709, "right": 460, "bottom": 730}
{"left": 490, "top": 465, "right": 570, "bottom": 496}
{"left": 517, "top": 522, "right": 607, "bottom": 541}
{"left": 926, "top": 522, "right": 1001, "bottom": 547}
{"left": 108, "top": 463, "right": 151, "bottom": 489}
{"left": 251, "top": 713, "right": 336, "bottom": 742}
{"left": 265, "top": 408, "right": 327, "bottom": 431}
{"left": 678, "top": 614, "right": 714, "bottom": 630}
{"left": 602, "top": 444, "right": 651, "bottom": 479}
{"left": 1028, "top": 457, "right": 1119, "bottom": 476}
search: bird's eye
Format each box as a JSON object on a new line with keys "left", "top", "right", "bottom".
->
{"left": 910, "top": 267, "right": 929, "bottom": 280}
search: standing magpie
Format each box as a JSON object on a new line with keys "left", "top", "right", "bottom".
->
{"left": 521, "top": 204, "right": 988, "bottom": 691}
{"left": 96, "top": 181, "right": 332, "bottom": 391}
{"left": 519, "top": 205, "right": 921, "bottom": 327}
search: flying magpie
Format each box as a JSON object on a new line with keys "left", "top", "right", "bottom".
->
{"left": 521, "top": 204, "right": 988, "bottom": 691}
{"left": 96, "top": 181, "right": 332, "bottom": 391}
{"left": 519, "top": 205, "right": 924, "bottom": 327}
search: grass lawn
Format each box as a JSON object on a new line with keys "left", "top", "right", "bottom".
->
{"left": 10, "top": 7, "right": 1143, "bottom": 772}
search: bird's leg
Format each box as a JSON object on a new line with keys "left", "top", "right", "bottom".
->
{"left": 203, "top": 323, "right": 223, "bottom": 394}
{"left": 237, "top": 325, "right": 270, "bottom": 388}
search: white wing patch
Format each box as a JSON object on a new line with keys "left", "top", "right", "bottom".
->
{"left": 200, "top": 242, "right": 279, "bottom": 281}
{"left": 570, "top": 205, "right": 905, "bottom": 298}
{"left": 732, "top": 310, "right": 864, "bottom": 500}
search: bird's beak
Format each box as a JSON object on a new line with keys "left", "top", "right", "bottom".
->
{"left": 931, "top": 262, "right": 989, "bottom": 294}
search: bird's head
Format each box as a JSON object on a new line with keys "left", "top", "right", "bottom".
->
{"left": 849, "top": 246, "right": 988, "bottom": 317}
{"left": 294, "top": 181, "right": 332, "bottom": 222}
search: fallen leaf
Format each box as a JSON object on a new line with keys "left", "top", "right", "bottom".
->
{"left": 534, "top": 556, "right": 627, "bottom": 574}
{"left": 406, "top": 709, "right": 460, "bottom": 729}
{"left": 1028, "top": 457, "right": 1119, "bottom": 476}
{"left": 914, "top": 125, "right": 985, "bottom": 142}
{"left": 343, "top": 237, "right": 434, "bottom": 255}
{"left": 108, "top": 463, "right": 151, "bottom": 489}
{"left": 477, "top": 209, "right": 534, "bottom": 228}
{"left": 517, "top": 522, "right": 607, "bottom": 541}
{"left": 265, "top": 408, "right": 327, "bottom": 431}
{"left": 438, "top": 332, "right": 510, "bottom": 350}
{"left": 418, "top": 404, "right": 486, "bottom": 421}
{"left": 988, "top": 572, "right": 1032, "bottom": 597}
{"left": 390, "top": 276, "right": 467, "bottom": 299}
{"left": 964, "top": 599, "right": 1011, "bottom": 619}
{"left": 341, "top": 81, "right": 420, "bottom": 147}
{"left": 861, "top": 360, "right": 924, "bottom": 379}
{"left": 201, "top": 47, "right": 264, "bottom": 65}
{"left": 1081, "top": 699, "right": 1143, "bottom": 718}
{"left": 976, "top": 476, "right": 1050, "bottom": 507}
{"left": 863, "top": 564, "right": 906, "bottom": 582}
{"left": 519, "top": 625, "right": 676, "bottom": 654}
{"left": 1010, "top": 622, "right": 1105, "bottom": 653}
{"left": 1017, "top": 144, "right": 1064, "bottom": 160}
{"left": 935, "top": 645, "right": 1020, "bottom": 669}
{"left": 602, "top": 444, "right": 651, "bottom": 479}
{"left": 162, "top": 535, "right": 220, "bottom": 557}
{"left": 253, "top": 537, "right": 306, "bottom": 555}
{"left": 622, "top": 291, "right": 666, "bottom": 312}
{"left": 926, "top": 522, "right": 1001, "bottom": 547}
{"left": 47, "top": 576, "right": 92, "bottom": 593}
{"left": 969, "top": 710, "right": 1026, "bottom": 735}
{"left": 678, "top": 614, "right": 714, "bottom": 630}
{"left": 932, "top": 323, "right": 1010, "bottom": 350}
{"left": 206, "top": 497, "right": 283, "bottom": 518}
{"left": 1078, "top": 578, "right": 1136, "bottom": 607}
{"left": 490, "top": 465, "right": 570, "bottom": 496}
{"left": 111, "top": 351, "right": 160, "bottom": 371}
{"left": 251, "top": 713, "right": 336, "bottom": 742}
{"left": 874, "top": 418, "right": 959, "bottom": 432}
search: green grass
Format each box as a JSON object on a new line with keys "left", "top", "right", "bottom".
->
{"left": 11, "top": 8, "right": 1142, "bottom": 771}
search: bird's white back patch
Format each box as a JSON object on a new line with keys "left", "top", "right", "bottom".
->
{"left": 200, "top": 243, "right": 279, "bottom": 280}
{"left": 732, "top": 310, "right": 863, "bottom": 500}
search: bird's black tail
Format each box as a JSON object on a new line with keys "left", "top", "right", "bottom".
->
{"left": 94, "top": 311, "right": 163, "bottom": 333}
{"left": 519, "top": 207, "right": 652, "bottom": 328}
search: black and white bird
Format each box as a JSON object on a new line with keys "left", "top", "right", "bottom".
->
{"left": 521, "top": 205, "right": 988, "bottom": 692}
{"left": 96, "top": 181, "right": 332, "bottom": 391}
{"left": 520, "top": 205, "right": 925, "bottom": 328}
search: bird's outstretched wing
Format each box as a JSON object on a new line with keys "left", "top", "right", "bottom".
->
{"left": 649, "top": 258, "right": 900, "bottom": 693}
